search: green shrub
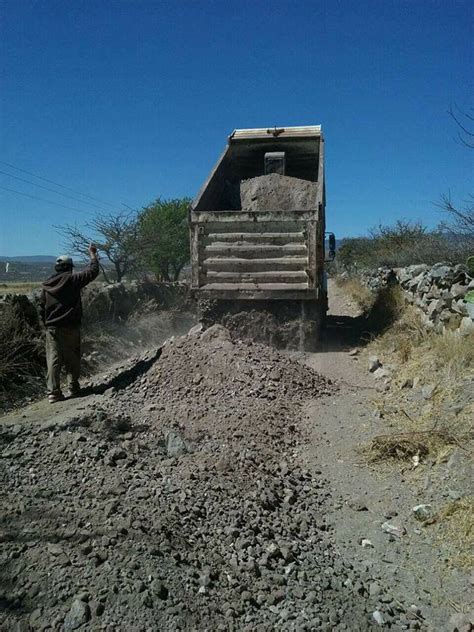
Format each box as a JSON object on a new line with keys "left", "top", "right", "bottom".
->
{"left": 336, "top": 220, "right": 468, "bottom": 272}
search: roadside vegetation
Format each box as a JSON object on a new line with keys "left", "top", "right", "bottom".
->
{"left": 339, "top": 277, "right": 474, "bottom": 569}
{"left": 335, "top": 219, "right": 473, "bottom": 273}
{"left": 367, "top": 305, "right": 474, "bottom": 457}
{"left": 366, "top": 308, "right": 474, "bottom": 568}
{"left": 0, "top": 297, "right": 45, "bottom": 405}
{"left": 335, "top": 270, "right": 473, "bottom": 465}
{"left": 56, "top": 197, "right": 191, "bottom": 283}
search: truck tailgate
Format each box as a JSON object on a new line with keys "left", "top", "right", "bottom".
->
{"left": 190, "top": 210, "right": 319, "bottom": 299}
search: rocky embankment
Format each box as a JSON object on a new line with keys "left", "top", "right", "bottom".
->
{"left": 0, "top": 281, "right": 190, "bottom": 326}
{"left": 0, "top": 326, "right": 431, "bottom": 631}
{"left": 359, "top": 263, "right": 474, "bottom": 333}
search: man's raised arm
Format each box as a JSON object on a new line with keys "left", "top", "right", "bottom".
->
{"left": 71, "top": 244, "right": 100, "bottom": 288}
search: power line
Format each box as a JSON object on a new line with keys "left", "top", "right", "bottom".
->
{"left": 0, "top": 185, "right": 95, "bottom": 216}
{"left": 0, "top": 160, "right": 119, "bottom": 210}
{"left": 0, "top": 169, "right": 114, "bottom": 214}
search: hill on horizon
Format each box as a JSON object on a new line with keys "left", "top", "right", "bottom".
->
{"left": 0, "top": 255, "right": 56, "bottom": 263}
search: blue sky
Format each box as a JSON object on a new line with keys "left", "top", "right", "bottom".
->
{"left": 0, "top": 0, "right": 472, "bottom": 256}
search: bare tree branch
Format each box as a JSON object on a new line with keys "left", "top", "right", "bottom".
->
{"left": 55, "top": 212, "right": 141, "bottom": 282}
{"left": 448, "top": 104, "right": 474, "bottom": 148}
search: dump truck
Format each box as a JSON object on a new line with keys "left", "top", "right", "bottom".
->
{"left": 189, "top": 125, "right": 335, "bottom": 349}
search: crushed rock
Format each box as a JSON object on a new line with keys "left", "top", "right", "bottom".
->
{"left": 0, "top": 327, "right": 421, "bottom": 630}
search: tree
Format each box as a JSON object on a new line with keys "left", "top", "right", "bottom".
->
{"left": 57, "top": 212, "right": 140, "bottom": 282}
{"left": 436, "top": 104, "right": 474, "bottom": 252}
{"left": 138, "top": 198, "right": 191, "bottom": 281}
{"left": 437, "top": 193, "right": 474, "bottom": 250}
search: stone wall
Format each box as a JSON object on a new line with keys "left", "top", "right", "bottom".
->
{"left": 0, "top": 281, "right": 192, "bottom": 329}
{"left": 360, "top": 263, "right": 474, "bottom": 333}
{"left": 82, "top": 281, "right": 191, "bottom": 323}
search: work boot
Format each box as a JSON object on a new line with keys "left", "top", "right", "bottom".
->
{"left": 48, "top": 392, "right": 64, "bottom": 404}
{"left": 68, "top": 381, "right": 81, "bottom": 398}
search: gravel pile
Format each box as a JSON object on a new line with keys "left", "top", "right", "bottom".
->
{"left": 1, "top": 327, "right": 424, "bottom": 630}
{"left": 239, "top": 173, "right": 318, "bottom": 211}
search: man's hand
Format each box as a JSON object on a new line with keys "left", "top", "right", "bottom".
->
{"left": 88, "top": 243, "right": 98, "bottom": 259}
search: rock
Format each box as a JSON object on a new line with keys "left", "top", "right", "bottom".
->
{"left": 75, "top": 592, "right": 89, "bottom": 602}
{"left": 421, "top": 384, "right": 436, "bottom": 400}
{"left": 373, "top": 367, "right": 391, "bottom": 380}
{"left": 407, "top": 273, "right": 426, "bottom": 291}
{"left": 105, "top": 447, "right": 127, "bottom": 465}
{"left": 104, "top": 500, "right": 119, "bottom": 517}
{"left": 459, "top": 316, "right": 474, "bottom": 334}
{"left": 369, "top": 582, "right": 381, "bottom": 597}
{"left": 200, "top": 324, "right": 232, "bottom": 343}
{"left": 150, "top": 579, "right": 168, "bottom": 600}
{"left": 47, "top": 543, "right": 62, "bottom": 556}
{"left": 427, "top": 299, "right": 444, "bottom": 318}
{"left": 430, "top": 263, "right": 455, "bottom": 283}
{"left": 408, "top": 264, "right": 428, "bottom": 277}
{"left": 451, "top": 283, "right": 469, "bottom": 299}
{"left": 360, "top": 538, "right": 374, "bottom": 548}
{"left": 412, "top": 504, "right": 433, "bottom": 521}
{"left": 349, "top": 499, "right": 368, "bottom": 511}
{"left": 466, "top": 302, "right": 474, "bottom": 319}
{"left": 381, "top": 522, "right": 406, "bottom": 537}
{"left": 268, "top": 590, "right": 285, "bottom": 605}
{"left": 452, "top": 299, "right": 468, "bottom": 315}
{"left": 372, "top": 610, "right": 385, "bottom": 625}
{"left": 64, "top": 599, "right": 91, "bottom": 631}
{"left": 188, "top": 323, "right": 204, "bottom": 336}
{"left": 165, "top": 430, "right": 188, "bottom": 457}
{"left": 368, "top": 356, "right": 381, "bottom": 373}
{"left": 448, "top": 612, "right": 473, "bottom": 632}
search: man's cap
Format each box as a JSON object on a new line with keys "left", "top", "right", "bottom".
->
{"left": 56, "top": 255, "right": 74, "bottom": 267}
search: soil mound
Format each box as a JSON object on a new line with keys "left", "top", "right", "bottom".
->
{"left": 145, "top": 324, "right": 332, "bottom": 402}
{"left": 240, "top": 173, "right": 317, "bottom": 211}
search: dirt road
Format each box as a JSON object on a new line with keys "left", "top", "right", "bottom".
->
{"left": 0, "top": 281, "right": 471, "bottom": 631}
{"left": 300, "top": 281, "right": 472, "bottom": 631}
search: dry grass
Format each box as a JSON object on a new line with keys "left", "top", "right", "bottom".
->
{"left": 428, "top": 497, "right": 474, "bottom": 568}
{"left": 334, "top": 277, "right": 375, "bottom": 312}
{"left": 0, "top": 300, "right": 44, "bottom": 389}
{"left": 365, "top": 306, "right": 474, "bottom": 460}
{"left": 364, "top": 430, "right": 462, "bottom": 463}
{"left": 0, "top": 282, "right": 40, "bottom": 295}
{"left": 362, "top": 303, "right": 473, "bottom": 569}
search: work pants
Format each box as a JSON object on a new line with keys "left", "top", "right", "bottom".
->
{"left": 45, "top": 326, "right": 81, "bottom": 394}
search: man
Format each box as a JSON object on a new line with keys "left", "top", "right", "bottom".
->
{"left": 40, "top": 244, "right": 99, "bottom": 403}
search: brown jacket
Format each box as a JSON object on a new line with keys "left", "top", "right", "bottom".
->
{"left": 40, "top": 260, "right": 99, "bottom": 327}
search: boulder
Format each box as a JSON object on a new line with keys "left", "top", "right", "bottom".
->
{"left": 64, "top": 600, "right": 90, "bottom": 631}
{"left": 368, "top": 356, "right": 381, "bottom": 372}
{"left": 466, "top": 302, "right": 474, "bottom": 320}
{"left": 452, "top": 300, "right": 468, "bottom": 316}
{"left": 165, "top": 430, "right": 188, "bottom": 457}
{"left": 407, "top": 273, "right": 425, "bottom": 291}
{"left": 451, "top": 282, "right": 469, "bottom": 299}
{"left": 427, "top": 299, "right": 444, "bottom": 319}
{"left": 408, "top": 264, "right": 428, "bottom": 277}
